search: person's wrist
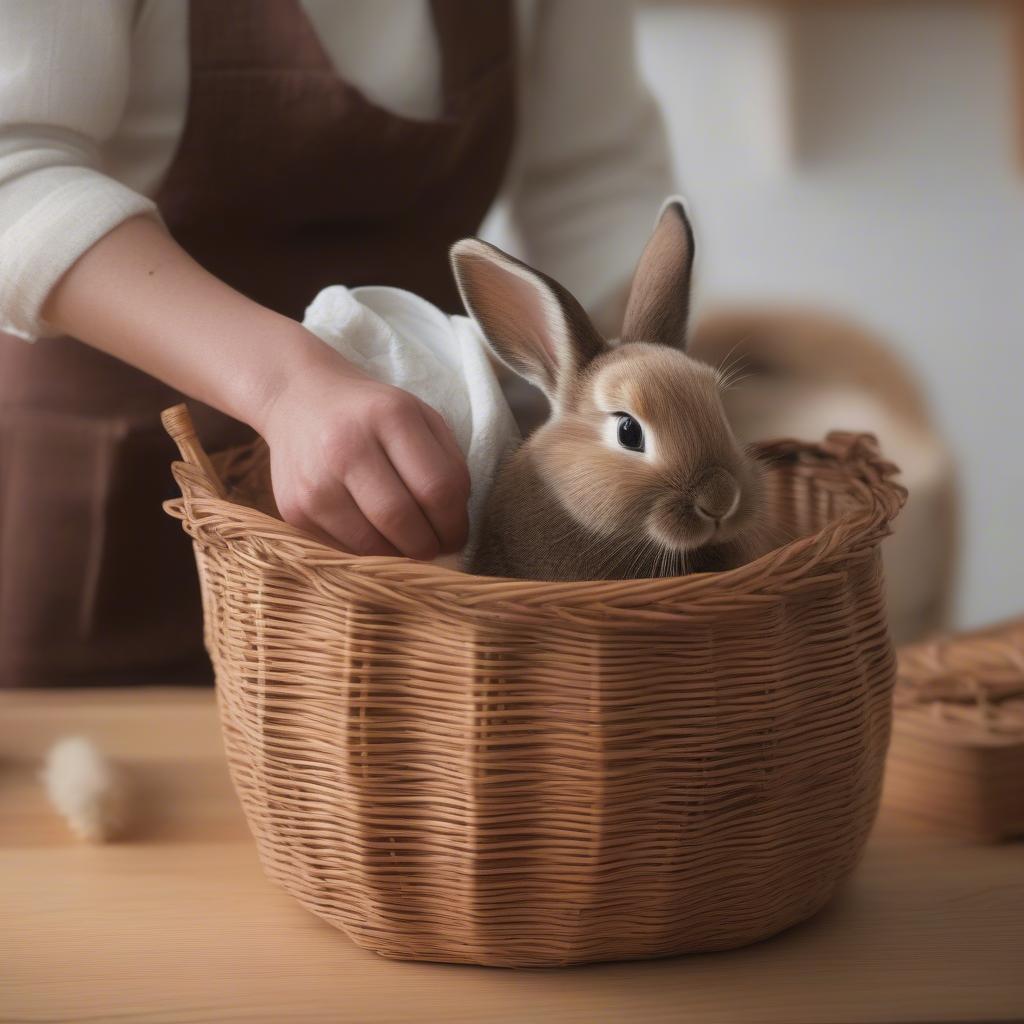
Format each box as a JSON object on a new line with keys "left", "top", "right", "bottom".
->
{"left": 232, "top": 316, "right": 356, "bottom": 435}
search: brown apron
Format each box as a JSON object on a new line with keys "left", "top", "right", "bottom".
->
{"left": 0, "top": 0, "right": 514, "bottom": 687}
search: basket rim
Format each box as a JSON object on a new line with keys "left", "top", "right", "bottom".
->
{"left": 165, "top": 423, "right": 906, "bottom": 610}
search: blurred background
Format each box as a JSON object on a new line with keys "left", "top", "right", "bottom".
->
{"left": 611, "top": 0, "right": 1022, "bottom": 634}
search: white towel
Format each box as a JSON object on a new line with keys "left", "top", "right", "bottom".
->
{"left": 302, "top": 285, "right": 520, "bottom": 566}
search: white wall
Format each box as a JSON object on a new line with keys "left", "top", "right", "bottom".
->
{"left": 636, "top": 0, "right": 1024, "bottom": 628}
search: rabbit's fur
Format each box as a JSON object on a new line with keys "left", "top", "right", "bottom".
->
{"left": 452, "top": 199, "right": 764, "bottom": 581}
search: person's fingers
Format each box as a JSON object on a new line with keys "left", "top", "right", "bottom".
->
{"left": 275, "top": 475, "right": 399, "bottom": 556}
{"left": 419, "top": 404, "right": 472, "bottom": 494}
{"left": 307, "top": 485, "right": 400, "bottom": 556}
{"left": 276, "top": 489, "right": 338, "bottom": 548}
{"left": 344, "top": 444, "right": 441, "bottom": 561}
{"left": 380, "top": 407, "right": 470, "bottom": 553}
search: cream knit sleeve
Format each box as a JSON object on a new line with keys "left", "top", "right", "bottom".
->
{"left": 0, "top": 0, "right": 158, "bottom": 340}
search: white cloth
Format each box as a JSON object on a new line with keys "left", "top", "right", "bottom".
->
{"left": 302, "top": 286, "right": 520, "bottom": 563}
{"left": 0, "top": 0, "right": 673, "bottom": 340}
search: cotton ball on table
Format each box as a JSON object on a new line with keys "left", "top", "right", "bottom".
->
{"left": 43, "top": 736, "right": 126, "bottom": 842}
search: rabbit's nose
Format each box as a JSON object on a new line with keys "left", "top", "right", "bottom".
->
{"left": 693, "top": 468, "right": 740, "bottom": 524}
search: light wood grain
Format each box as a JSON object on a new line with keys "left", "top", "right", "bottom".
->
{"left": 2, "top": 688, "right": 1023, "bottom": 1024}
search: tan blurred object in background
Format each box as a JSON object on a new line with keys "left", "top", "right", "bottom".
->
{"left": 691, "top": 309, "right": 958, "bottom": 645}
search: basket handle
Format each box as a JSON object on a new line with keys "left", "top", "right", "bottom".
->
{"left": 161, "top": 403, "right": 227, "bottom": 499}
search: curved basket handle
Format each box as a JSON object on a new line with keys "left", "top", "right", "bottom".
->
{"left": 161, "top": 403, "right": 227, "bottom": 499}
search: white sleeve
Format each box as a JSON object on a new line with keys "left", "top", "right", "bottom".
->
{"left": 503, "top": 0, "right": 675, "bottom": 315}
{"left": 0, "top": 0, "right": 158, "bottom": 340}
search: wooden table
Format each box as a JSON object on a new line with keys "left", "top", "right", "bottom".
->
{"left": 2, "top": 688, "right": 1022, "bottom": 1024}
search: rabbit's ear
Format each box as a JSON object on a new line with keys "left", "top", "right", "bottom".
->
{"left": 451, "top": 239, "right": 605, "bottom": 402}
{"left": 621, "top": 198, "right": 695, "bottom": 350}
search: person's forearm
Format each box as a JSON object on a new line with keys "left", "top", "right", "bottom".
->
{"left": 40, "top": 214, "right": 470, "bottom": 558}
{"left": 40, "top": 215, "right": 342, "bottom": 430}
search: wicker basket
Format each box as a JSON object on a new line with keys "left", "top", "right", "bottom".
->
{"left": 162, "top": 404, "right": 905, "bottom": 968}
{"left": 885, "top": 617, "right": 1024, "bottom": 841}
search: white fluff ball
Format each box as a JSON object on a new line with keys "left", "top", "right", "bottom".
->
{"left": 42, "top": 736, "right": 126, "bottom": 842}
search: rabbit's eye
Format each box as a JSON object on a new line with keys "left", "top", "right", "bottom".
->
{"left": 615, "top": 414, "right": 645, "bottom": 452}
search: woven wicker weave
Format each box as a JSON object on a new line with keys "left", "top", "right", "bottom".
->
{"left": 886, "top": 618, "right": 1024, "bottom": 840}
{"left": 162, "top": 404, "right": 905, "bottom": 968}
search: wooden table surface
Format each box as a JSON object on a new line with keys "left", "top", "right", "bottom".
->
{"left": 2, "top": 688, "right": 1022, "bottom": 1024}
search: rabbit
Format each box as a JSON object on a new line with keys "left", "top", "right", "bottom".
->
{"left": 450, "top": 198, "right": 766, "bottom": 581}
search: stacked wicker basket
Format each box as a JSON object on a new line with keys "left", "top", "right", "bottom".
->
{"left": 886, "top": 617, "right": 1024, "bottom": 840}
{"left": 163, "top": 403, "right": 905, "bottom": 967}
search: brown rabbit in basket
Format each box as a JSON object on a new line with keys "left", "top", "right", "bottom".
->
{"left": 451, "top": 199, "right": 766, "bottom": 581}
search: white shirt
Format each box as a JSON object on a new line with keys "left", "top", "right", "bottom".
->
{"left": 0, "top": 0, "right": 673, "bottom": 341}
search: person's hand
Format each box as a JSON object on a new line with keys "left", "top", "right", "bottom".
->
{"left": 38, "top": 216, "right": 470, "bottom": 559}
{"left": 257, "top": 336, "right": 471, "bottom": 559}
